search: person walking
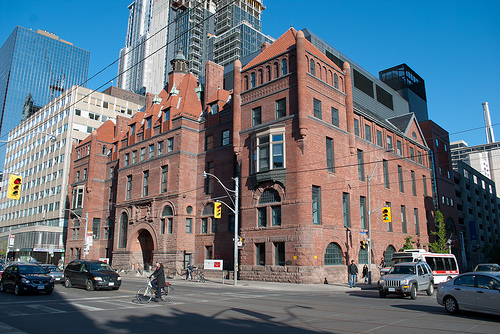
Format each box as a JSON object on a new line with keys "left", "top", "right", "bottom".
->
{"left": 362, "top": 264, "right": 369, "bottom": 283}
{"left": 348, "top": 260, "right": 358, "bottom": 288}
{"left": 186, "top": 264, "right": 193, "bottom": 280}
{"left": 150, "top": 260, "right": 165, "bottom": 301}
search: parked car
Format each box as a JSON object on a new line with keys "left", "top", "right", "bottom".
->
{"left": 0, "top": 263, "right": 54, "bottom": 295}
{"left": 473, "top": 263, "right": 500, "bottom": 272}
{"left": 0, "top": 264, "right": 4, "bottom": 280}
{"left": 40, "top": 264, "right": 64, "bottom": 284}
{"left": 377, "top": 261, "right": 434, "bottom": 299}
{"left": 64, "top": 260, "right": 121, "bottom": 291}
{"left": 436, "top": 272, "right": 500, "bottom": 315}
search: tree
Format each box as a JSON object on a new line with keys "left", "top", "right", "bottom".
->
{"left": 428, "top": 210, "right": 448, "bottom": 253}
{"left": 399, "top": 235, "right": 416, "bottom": 252}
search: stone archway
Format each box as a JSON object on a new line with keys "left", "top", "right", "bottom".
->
{"left": 130, "top": 229, "right": 154, "bottom": 271}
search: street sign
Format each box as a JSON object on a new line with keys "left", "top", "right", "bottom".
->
{"left": 359, "top": 231, "right": 368, "bottom": 234}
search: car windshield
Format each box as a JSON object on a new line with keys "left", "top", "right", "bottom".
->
{"left": 43, "top": 266, "right": 61, "bottom": 272}
{"left": 0, "top": 265, "right": 4, "bottom": 270}
{"left": 389, "top": 265, "right": 415, "bottom": 275}
{"left": 388, "top": 257, "right": 413, "bottom": 267}
{"left": 18, "top": 265, "right": 47, "bottom": 275}
{"left": 88, "top": 262, "right": 114, "bottom": 272}
{"left": 476, "top": 265, "right": 500, "bottom": 272}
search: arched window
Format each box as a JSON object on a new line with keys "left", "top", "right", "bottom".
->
{"left": 266, "top": 65, "right": 271, "bottom": 81}
{"left": 257, "top": 188, "right": 281, "bottom": 227}
{"left": 274, "top": 62, "right": 279, "bottom": 78}
{"left": 281, "top": 59, "right": 287, "bottom": 76}
{"left": 251, "top": 72, "right": 256, "bottom": 88}
{"left": 161, "top": 205, "right": 173, "bottom": 235}
{"left": 119, "top": 212, "right": 128, "bottom": 248}
{"left": 202, "top": 203, "right": 216, "bottom": 233}
{"left": 358, "top": 248, "right": 368, "bottom": 264}
{"left": 325, "top": 242, "right": 342, "bottom": 265}
{"left": 259, "top": 188, "right": 281, "bottom": 204}
{"left": 384, "top": 245, "right": 396, "bottom": 265}
{"left": 310, "top": 59, "right": 315, "bottom": 76}
{"left": 334, "top": 73, "right": 338, "bottom": 89}
{"left": 259, "top": 69, "right": 263, "bottom": 85}
{"left": 244, "top": 76, "right": 249, "bottom": 90}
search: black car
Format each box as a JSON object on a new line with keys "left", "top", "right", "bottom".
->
{"left": 64, "top": 260, "right": 121, "bottom": 291}
{"left": 0, "top": 263, "right": 54, "bottom": 295}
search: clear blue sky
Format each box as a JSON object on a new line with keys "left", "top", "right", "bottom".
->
{"left": 1, "top": 0, "right": 499, "bottom": 147}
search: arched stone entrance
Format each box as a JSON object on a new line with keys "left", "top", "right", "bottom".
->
{"left": 130, "top": 229, "right": 154, "bottom": 271}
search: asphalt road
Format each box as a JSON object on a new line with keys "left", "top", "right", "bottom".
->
{"left": 0, "top": 276, "right": 498, "bottom": 334}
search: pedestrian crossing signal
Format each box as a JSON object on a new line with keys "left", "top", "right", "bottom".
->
{"left": 382, "top": 207, "right": 391, "bottom": 223}
{"left": 7, "top": 174, "right": 23, "bottom": 200}
{"left": 360, "top": 240, "right": 367, "bottom": 250}
{"left": 214, "top": 202, "right": 222, "bottom": 219}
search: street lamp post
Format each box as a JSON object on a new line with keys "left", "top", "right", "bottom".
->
{"left": 366, "top": 149, "right": 393, "bottom": 284}
{"left": 203, "top": 171, "right": 239, "bottom": 286}
{"left": 63, "top": 209, "right": 89, "bottom": 259}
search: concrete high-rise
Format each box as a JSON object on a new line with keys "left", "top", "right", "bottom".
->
{"left": 0, "top": 86, "right": 143, "bottom": 263}
{"left": 117, "top": 0, "right": 273, "bottom": 95}
{"left": 0, "top": 27, "right": 90, "bottom": 166}
{"left": 209, "top": 0, "right": 274, "bottom": 67}
{"left": 117, "top": 0, "right": 170, "bottom": 95}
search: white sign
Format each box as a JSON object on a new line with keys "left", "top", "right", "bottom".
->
{"left": 86, "top": 231, "right": 93, "bottom": 246}
{"left": 204, "top": 259, "right": 223, "bottom": 270}
{"left": 9, "top": 235, "right": 15, "bottom": 246}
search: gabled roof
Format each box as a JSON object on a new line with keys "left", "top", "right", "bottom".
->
{"left": 243, "top": 27, "right": 342, "bottom": 72}
{"left": 388, "top": 113, "right": 414, "bottom": 134}
{"left": 77, "top": 120, "right": 118, "bottom": 147}
{"left": 207, "top": 87, "right": 231, "bottom": 105}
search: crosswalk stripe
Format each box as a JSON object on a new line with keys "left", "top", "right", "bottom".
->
{"left": 69, "top": 303, "right": 105, "bottom": 312}
{"left": 26, "top": 304, "right": 66, "bottom": 314}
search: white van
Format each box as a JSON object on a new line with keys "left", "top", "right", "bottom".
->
{"left": 381, "top": 249, "right": 459, "bottom": 284}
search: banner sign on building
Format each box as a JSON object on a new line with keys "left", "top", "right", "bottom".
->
{"left": 204, "top": 259, "right": 223, "bottom": 270}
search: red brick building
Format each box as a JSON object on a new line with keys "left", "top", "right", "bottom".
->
{"left": 66, "top": 29, "right": 432, "bottom": 283}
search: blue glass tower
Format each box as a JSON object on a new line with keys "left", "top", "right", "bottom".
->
{"left": 0, "top": 27, "right": 89, "bottom": 165}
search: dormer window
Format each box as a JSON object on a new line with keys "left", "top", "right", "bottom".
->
{"left": 164, "top": 109, "right": 170, "bottom": 122}
{"left": 131, "top": 124, "right": 136, "bottom": 135}
{"left": 210, "top": 104, "right": 218, "bottom": 115}
{"left": 146, "top": 118, "right": 152, "bottom": 129}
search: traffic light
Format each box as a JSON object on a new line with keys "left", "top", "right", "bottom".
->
{"left": 214, "top": 201, "right": 222, "bottom": 218}
{"left": 7, "top": 174, "right": 23, "bottom": 200}
{"left": 360, "top": 240, "right": 367, "bottom": 250}
{"left": 382, "top": 207, "right": 391, "bottom": 223}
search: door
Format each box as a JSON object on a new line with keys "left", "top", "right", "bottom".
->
{"left": 416, "top": 264, "right": 429, "bottom": 291}
{"left": 452, "top": 274, "right": 478, "bottom": 312}
{"left": 475, "top": 275, "right": 500, "bottom": 315}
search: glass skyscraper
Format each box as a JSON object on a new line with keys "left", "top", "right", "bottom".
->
{"left": 0, "top": 27, "right": 89, "bottom": 167}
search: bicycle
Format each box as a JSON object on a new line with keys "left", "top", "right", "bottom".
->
{"left": 136, "top": 278, "right": 174, "bottom": 304}
{"left": 195, "top": 270, "right": 205, "bottom": 283}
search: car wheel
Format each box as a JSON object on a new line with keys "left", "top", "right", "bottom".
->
{"left": 379, "top": 291, "right": 387, "bottom": 298}
{"left": 112, "top": 287, "right": 119, "bottom": 290}
{"left": 14, "top": 283, "right": 22, "bottom": 296}
{"left": 0, "top": 281, "right": 5, "bottom": 293}
{"left": 426, "top": 283, "right": 434, "bottom": 296}
{"left": 85, "top": 279, "right": 94, "bottom": 291}
{"left": 444, "top": 296, "right": 459, "bottom": 314}
{"left": 410, "top": 284, "right": 417, "bottom": 300}
{"left": 64, "top": 278, "right": 72, "bottom": 288}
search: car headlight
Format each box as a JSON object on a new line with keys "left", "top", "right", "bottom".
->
{"left": 22, "top": 278, "right": 31, "bottom": 284}
{"left": 379, "top": 279, "right": 384, "bottom": 285}
{"left": 93, "top": 277, "right": 103, "bottom": 281}
{"left": 401, "top": 279, "right": 409, "bottom": 285}
{"left": 117, "top": 277, "right": 121, "bottom": 281}
{"left": 50, "top": 277, "right": 55, "bottom": 282}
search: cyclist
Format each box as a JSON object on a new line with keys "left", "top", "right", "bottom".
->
{"left": 150, "top": 260, "right": 165, "bottom": 302}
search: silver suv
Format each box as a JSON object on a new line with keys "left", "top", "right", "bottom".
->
{"left": 377, "top": 261, "right": 434, "bottom": 299}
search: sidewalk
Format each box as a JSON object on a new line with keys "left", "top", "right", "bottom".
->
{"left": 120, "top": 270, "right": 377, "bottom": 292}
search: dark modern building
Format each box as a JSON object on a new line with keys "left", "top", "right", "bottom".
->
{"left": 0, "top": 27, "right": 89, "bottom": 166}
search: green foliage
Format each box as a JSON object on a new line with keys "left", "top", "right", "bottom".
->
{"left": 483, "top": 238, "right": 500, "bottom": 263}
{"left": 399, "top": 235, "right": 416, "bottom": 252}
{"left": 428, "top": 210, "right": 448, "bottom": 253}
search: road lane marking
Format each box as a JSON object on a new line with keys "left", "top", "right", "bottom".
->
{"left": 26, "top": 304, "right": 67, "bottom": 314}
{"left": 69, "top": 303, "right": 105, "bottom": 311}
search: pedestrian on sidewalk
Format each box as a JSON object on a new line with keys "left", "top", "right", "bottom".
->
{"left": 348, "top": 260, "right": 358, "bottom": 288}
{"left": 186, "top": 264, "right": 193, "bottom": 280}
{"left": 362, "top": 264, "right": 368, "bottom": 283}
